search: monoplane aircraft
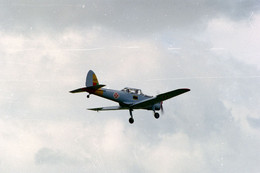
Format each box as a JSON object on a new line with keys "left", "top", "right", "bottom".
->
{"left": 70, "top": 70, "right": 190, "bottom": 124}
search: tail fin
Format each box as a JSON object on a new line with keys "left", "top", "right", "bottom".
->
{"left": 70, "top": 70, "right": 105, "bottom": 93}
{"left": 86, "top": 70, "right": 99, "bottom": 87}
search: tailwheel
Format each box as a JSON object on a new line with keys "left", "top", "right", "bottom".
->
{"left": 129, "top": 118, "right": 134, "bottom": 124}
{"left": 154, "top": 112, "right": 160, "bottom": 119}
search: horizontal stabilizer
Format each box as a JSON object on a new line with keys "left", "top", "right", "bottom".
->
{"left": 70, "top": 87, "right": 87, "bottom": 93}
{"left": 70, "top": 84, "right": 105, "bottom": 93}
{"left": 87, "top": 84, "right": 106, "bottom": 90}
{"left": 88, "top": 106, "right": 128, "bottom": 111}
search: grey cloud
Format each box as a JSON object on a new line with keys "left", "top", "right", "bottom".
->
{"left": 1, "top": 0, "right": 259, "bottom": 34}
{"left": 248, "top": 117, "right": 260, "bottom": 129}
{"left": 35, "top": 148, "right": 77, "bottom": 165}
{"left": 1, "top": 2, "right": 260, "bottom": 171}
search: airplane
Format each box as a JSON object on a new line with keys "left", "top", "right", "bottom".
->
{"left": 70, "top": 70, "right": 190, "bottom": 124}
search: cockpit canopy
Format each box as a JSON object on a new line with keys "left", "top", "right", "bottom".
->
{"left": 121, "top": 87, "right": 143, "bottom": 95}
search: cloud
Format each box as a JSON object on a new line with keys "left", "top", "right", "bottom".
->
{"left": 1, "top": 0, "right": 259, "bottom": 34}
{"left": 35, "top": 148, "right": 76, "bottom": 165}
{"left": 1, "top": 27, "right": 260, "bottom": 172}
{"left": 1, "top": 1, "right": 260, "bottom": 172}
{"left": 140, "top": 132, "right": 205, "bottom": 172}
{"left": 205, "top": 14, "right": 260, "bottom": 68}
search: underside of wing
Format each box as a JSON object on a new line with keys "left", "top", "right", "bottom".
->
{"left": 88, "top": 106, "right": 128, "bottom": 112}
{"left": 131, "top": 88, "right": 190, "bottom": 109}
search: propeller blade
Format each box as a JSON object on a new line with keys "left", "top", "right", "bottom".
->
{"left": 160, "top": 101, "right": 164, "bottom": 114}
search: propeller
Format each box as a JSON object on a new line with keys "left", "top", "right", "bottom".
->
{"left": 157, "top": 91, "right": 164, "bottom": 114}
{"left": 160, "top": 101, "right": 164, "bottom": 114}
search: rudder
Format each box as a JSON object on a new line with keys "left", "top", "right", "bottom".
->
{"left": 86, "top": 70, "right": 99, "bottom": 87}
{"left": 70, "top": 70, "right": 105, "bottom": 94}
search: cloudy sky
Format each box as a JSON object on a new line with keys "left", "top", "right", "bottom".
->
{"left": 1, "top": 0, "right": 260, "bottom": 172}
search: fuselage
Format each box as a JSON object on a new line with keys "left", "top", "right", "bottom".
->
{"left": 91, "top": 88, "right": 161, "bottom": 110}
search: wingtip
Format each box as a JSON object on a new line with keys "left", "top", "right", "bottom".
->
{"left": 87, "top": 108, "right": 101, "bottom": 112}
{"left": 179, "top": 88, "right": 191, "bottom": 92}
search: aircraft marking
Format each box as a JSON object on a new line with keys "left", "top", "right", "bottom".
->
{"left": 94, "top": 89, "right": 104, "bottom": 96}
{"left": 93, "top": 74, "right": 98, "bottom": 86}
{"left": 113, "top": 92, "right": 119, "bottom": 99}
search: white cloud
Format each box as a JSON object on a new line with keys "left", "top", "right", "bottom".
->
{"left": 141, "top": 132, "right": 205, "bottom": 173}
{"left": 206, "top": 13, "right": 260, "bottom": 68}
{"left": 1, "top": 0, "right": 259, "bottom": 34}
{"left": 1, "top": 6, "right": 260, "bottom": 172}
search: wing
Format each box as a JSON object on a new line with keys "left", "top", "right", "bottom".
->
{"left": 88, "top": 106, "right": 128, "bottom": 112}
{"left": 131, "top": 88, "right": 190, "bottom": 109}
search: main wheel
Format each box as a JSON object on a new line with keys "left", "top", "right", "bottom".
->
{"left": 154, "top": 112, "right": 160, "bottom": 119}
{"left": 129, "top": 118, "right": 134, "bottom": 124}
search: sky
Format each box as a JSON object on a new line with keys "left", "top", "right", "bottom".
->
{"left": 1, "top": 0, "right": 260, "bottom": 172}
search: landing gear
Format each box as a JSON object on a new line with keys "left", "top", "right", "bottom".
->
{"left": 87, "top": 94, "right": 90, "bottom": 98}
{"left": 129, "top": 109, "right": 134, "bottom": 124}
{"left": 154, "top": 112, "right": 160, "bottom": 119}
{"left": 129, "top": 117, "right": 134, "bottom": 124}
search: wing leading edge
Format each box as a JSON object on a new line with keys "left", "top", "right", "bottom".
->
{"left": 88, "top": 106, "right": 128, "bottom": 112}
{"left": 131, "top": 88, "right": 190, "bottom": 109}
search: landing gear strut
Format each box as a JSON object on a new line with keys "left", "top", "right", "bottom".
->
{"left": 129, "top": 109, "right": 134, "bottom": 124}
{"left": 152, "top": 105, "right": 160, "bottom": 119}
